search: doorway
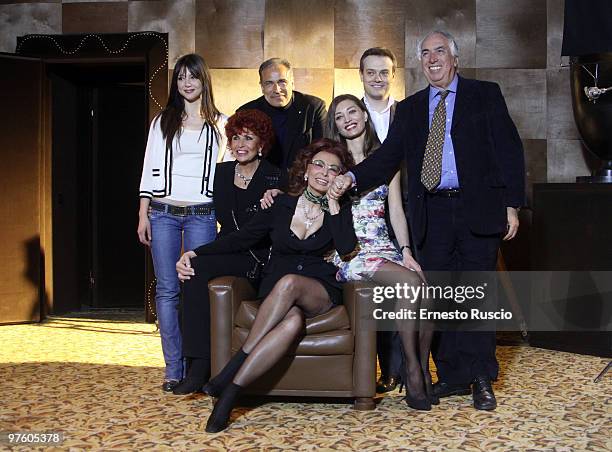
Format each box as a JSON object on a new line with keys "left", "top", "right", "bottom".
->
{"left": 49, "top": 61, "right": 146, "bottom": 310}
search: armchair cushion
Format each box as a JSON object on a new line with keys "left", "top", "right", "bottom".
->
{"left": 235, "top": 301, "right": 350, "bottom": 335}
{"left": 233, "top": 327, "right": 354, "bottom": 355}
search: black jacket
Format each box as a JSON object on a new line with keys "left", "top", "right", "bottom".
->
{"left": 212, "top": 159, "right": 280, "bottom": 260}
{"left": 353, "top": 76, "right": 526, "bottom": 245}
{"left": 196, "top": 194, "right": 357, "bottom": 303}
{"left": 238, "top": 91, "right": 327, "bottom": 172}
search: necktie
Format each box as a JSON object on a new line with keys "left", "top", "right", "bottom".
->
{"left": 421, "top": 90, "right": 450, "bottom": 191}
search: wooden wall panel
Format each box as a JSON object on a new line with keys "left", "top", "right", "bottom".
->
{"left": 334, "top": 0, "right": 405, "bottom": 69}
{"left": 62, "top": 1, "right": 128, "bottom": 33}
{"left": 0, "top": 3, "right": 61, "bottom": 53}
{"left": 209, "top": 68, "right": 262, "bottom": 116}
{"left": 547, "top": 139, "right": 594, "bottom": 182}
{"left": 128, "top": 0, "right": 195, "bottom": 66}
{"left": 196, "top": 0, "right": 264, "bottom": 68}
{"left": 477, "top": 69, "right": 546, "bottom": 140}
{"left": 264, "top": 0, "right": 333, "bottom": 68}
{"left": 547, "top": 68, "right": 579, "bottom": 140}
{"left": 293, "top": 68, "right": 334, "bottom": 108}
{"left": 334, "top": 68, "right": 405, "bottom": 101}
{"left": 404, "top": 0, "right": 476, "bottom": 69}
{"left": 547, "top": 0, "right": 565, "bottom": 68}
{"left": 475, "top": 0, "right": 546, "bottom": 68}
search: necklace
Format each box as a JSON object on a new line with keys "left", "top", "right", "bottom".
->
{"left": 235, "top": 169, "right": 252, "bottom": 186}
{"left": 300, "top": 196, "right": 323, "bottom": 229}
{"left": 235, "top": 161, "right": 259, "bottom": 186}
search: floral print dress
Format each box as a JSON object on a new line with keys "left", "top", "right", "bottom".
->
{"left": 333, "top": 184, "right": 403, "bottom": 281}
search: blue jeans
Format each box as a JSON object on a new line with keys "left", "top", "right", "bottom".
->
{"left": 149, "top": 207, "right": 216, "bottom": 381}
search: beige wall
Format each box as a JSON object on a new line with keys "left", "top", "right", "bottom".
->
{"left": 0, "top": 0, "right": 593, "bottom": 192}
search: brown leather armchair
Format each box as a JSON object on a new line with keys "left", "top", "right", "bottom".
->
{"left": 208, "top": 276, "right": 377, "bottom": 410}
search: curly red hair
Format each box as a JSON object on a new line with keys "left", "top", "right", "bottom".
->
{"left": 287, "top": 138, "right": 355, "bottom": 195}
{"left": 225, "top": 109, "right": 275, "bottom": 156}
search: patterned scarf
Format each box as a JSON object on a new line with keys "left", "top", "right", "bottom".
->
{"left": 303, "top": 187, "right": 329, "bottom": 212}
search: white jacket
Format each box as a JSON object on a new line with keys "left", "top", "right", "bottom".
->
{"left": 139, "top": 114, "right": 228, "bottom": 199}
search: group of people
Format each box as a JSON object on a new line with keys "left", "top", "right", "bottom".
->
{"left": 138, "top": 30, "right": 525, "bottom": 433}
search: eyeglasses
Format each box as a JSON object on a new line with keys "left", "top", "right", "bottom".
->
{"left": 309, "top": 159, "right": 342, "bottom": 176}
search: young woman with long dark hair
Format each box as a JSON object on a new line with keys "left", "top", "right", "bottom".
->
{"left": 137, "top": 54, "right": 226, "bottom": 391}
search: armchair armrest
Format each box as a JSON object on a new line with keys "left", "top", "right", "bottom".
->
{"left": 343, "top": 282, "right": 377, "bottom": 400}
{"left": 208, "top": 276, "right": 256, "bottom": 376}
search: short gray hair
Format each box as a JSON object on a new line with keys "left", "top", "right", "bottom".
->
{"left": 416, "top": 30, "right": 459, "bottom": 60}
{"left": 258, "top": 58, "right": 292, "bottom": 80}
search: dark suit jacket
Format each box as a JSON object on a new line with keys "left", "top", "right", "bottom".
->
{"left": 238, "top": 91, "right": 327, "bottom": 172}
{"left": 353, "top": 76, "right": 525, "bottom": 246}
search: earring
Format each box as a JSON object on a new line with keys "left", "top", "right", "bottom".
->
{"left": 304, "top": 175, "right": 308, "bottom": 181}
{"left": 258, "top": 150, "right": 262, "bottom": 157}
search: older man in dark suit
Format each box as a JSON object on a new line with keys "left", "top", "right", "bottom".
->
{"left": 331, "top": 30, "right": 525, "bottom": 411}
{"left": 238, "top": 58, "right": 326, "bottom": 173}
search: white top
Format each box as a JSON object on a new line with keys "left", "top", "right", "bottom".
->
{"left": 363, "top": 95, "right": 396, "bottom": 142}
{"left": 139, "top": 114, "right": 228, "bottom": 203}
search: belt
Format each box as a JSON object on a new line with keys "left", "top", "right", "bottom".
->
{"left": 426, "top": 189, "right": 461, "bottom": 198}
{"left": 150, "top": 201, "right": 215, "bottom": 216}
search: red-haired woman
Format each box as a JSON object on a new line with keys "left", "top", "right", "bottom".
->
{"left": 172, "top": 109, "right": 280, "bottom": 395}
{"left": 177, "top": 139, "right": 357, "bottom": 432}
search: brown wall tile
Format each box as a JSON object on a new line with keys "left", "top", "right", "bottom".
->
{"left": 334, "top": 0, "right": 405, "bottom": 69}
{"left": 0, "top": 3, "right": 61, "bottom": 53}
{"left": 5, "top": 0, "right": 60, "bottom": 3}
{"left": 209, "top": 68, "right": 262, "bottom": 115}
{"left": 128, "top": 0, "right": 194, "bottom": 67}
{"left": 405, "top": 0, "right": 476, "bottom": 69}
{"left": 476, "top": 0, "right": 546, "bottom": 68}
{"left": 547, "top": 0, "right": 565, "bottom": 68}
{"left": 62, "top": 2, "right": 128, "bottom": 34}
{"left": 196, "top": 0, "right": 264, "bottom": 68}
{"left": 477, "top": 69, "right": 546, "bottom": 139}
{"left": 547, "top": 139, "right": 594, "bottom": 182}
{"left": 264, "top": 0, "right": 333, "bottom": 68}
{"left": 293, "top": 68, "right": 334, "bottom": 108}
{"left": 547, "top": 68, "right": 579, "bottom": 140}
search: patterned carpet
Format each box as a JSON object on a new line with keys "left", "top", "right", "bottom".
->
{"left": 0, "top": 312, "right": 610, "bottom": 451}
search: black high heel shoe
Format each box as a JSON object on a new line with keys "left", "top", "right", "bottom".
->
{"left": 205, "top": 383, "right": 242, "bottom": 433}
{"left": 173, "top": 358, "right": 210, "bottom": 395}
{"left": 202, "top": 349, "right": 248, "bottom": 398}
{"left": 397, "top": 342, "right": 432, "bottom": 411}
{"left": 422, "top": 370, "right": 440, "bottom": 405}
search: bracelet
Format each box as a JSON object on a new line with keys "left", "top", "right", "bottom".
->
{"left": 400, "top": 245, "right": 411, "bottom": 253}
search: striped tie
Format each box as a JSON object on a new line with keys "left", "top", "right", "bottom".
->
{"left": 421, "top": 90, "right": 450, "bottom": 191}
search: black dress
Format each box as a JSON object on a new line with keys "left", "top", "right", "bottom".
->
{"left": 194, "top": 194, "right": 358, "bottom": 305}
{"left": 181, "top": 160, "right": 279, "bottom": 359}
